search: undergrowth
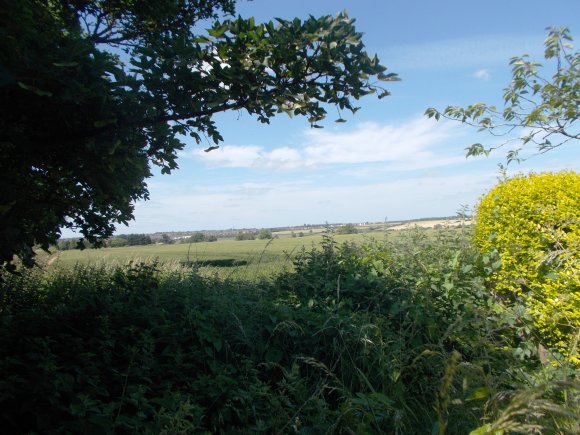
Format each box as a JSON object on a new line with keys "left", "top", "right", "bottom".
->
{"left": 1, "top": 228, "right": 578, "bottom": 433}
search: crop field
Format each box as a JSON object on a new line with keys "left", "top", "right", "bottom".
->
{"left": 46, "top": 230, "right": 399, "bottom": 280}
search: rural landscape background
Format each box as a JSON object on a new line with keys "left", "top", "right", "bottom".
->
{"left": 1, "top": 0, "right": 579, "bottom": 434}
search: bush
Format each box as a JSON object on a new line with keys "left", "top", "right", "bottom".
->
{"left": 1, "top": 232, "right": 578, "bottom": 433}
{"left": 235, "top": 232, "right": 256, "bottom": 241}
{"left": 336, "top": 223, "right": 358, "bottom": 235}
{"left": 258, "top": 229, "right": 273, "bottom": 239}
{"left": 187, "top": 232, "right": 206, "bottom": 243}
{"left": 474, "top": 171, "right": 580, "bottom": 363}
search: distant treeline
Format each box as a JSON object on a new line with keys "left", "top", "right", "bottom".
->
{"left": 58, "top": 234, "right": 153, "bottom": 250}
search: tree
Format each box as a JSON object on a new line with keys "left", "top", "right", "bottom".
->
{"left": 426, "top": 27, "right": 578, "bottom": 164}
{"left": 336, "top": 223, "right": 358, "bottom": 235}
{"left": 118, "top": 233, "right": 152, "bottom": 246}
{"left": 187, "top": 232, "right": 206, "bottom": 243}
{"left": 0, "top": 0, "right": 398, "bottom": 270}
{"left": 235, "top": 232, "right": 256, "bottom": 241}
{"left": 109, "top": 237, "right": 128, "bottom": 248}
{"left": 161, "top": 233, "right": 173, "bottom": 244}
{"left": 257, "top": 228, "right": 273, "bottom": 239}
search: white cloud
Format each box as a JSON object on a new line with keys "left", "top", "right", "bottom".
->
{"left": 302, "top": 118, "right": 458, "bottom": 166}
{"left": 129, "top": 171, "right": 498, "bottom": 232}
{"left": 473, "top": 68, "right": 492, "bottom": 81}
{"left": 196, "top": 145, "right": 262, "bottom": 167}
{"left": 186, "top": 117, "right": 463, "bottom": 171}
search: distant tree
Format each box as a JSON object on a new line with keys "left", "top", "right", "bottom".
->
{"left": 187, "top": 232, "right": 206, "bottom": 243}
{"left": 206, "top": 235, "right": 218, "bottom": 242}
{"left": 258, "top": 229, "right": 273, "bottom": 240}
{"left": 57, "top": 239, "right": 77, "bottom": 250}
{"left": 109, "top": 238, "right": 128, "bottom": 248}
{"left": 336, "top": 224, "right": 358, "bottom": 235}
{"left": 1, "top": 0, "right": 397, "bottom": 270}
{"left": 298, "top": 231, "right": 305, "bottom": 237}
{"left": 161, "top": 234, "right": 173, "bottom": 244}
{"left": 119, "top": 234, "right": 152, "bottom": 246}
{"left": 426, "top": 27, "right": 578, "bottom": 164}
{"left": 235, "top": 232, "right": 256, "bottom": 241}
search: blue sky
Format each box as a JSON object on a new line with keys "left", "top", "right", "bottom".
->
{"left": 71, "top": 0, "right": 580, "bottom": 235}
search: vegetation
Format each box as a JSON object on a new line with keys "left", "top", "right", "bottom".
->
{"left": 475, "top": 171, "right": 580, "bottom": 364}
{"left": 0, "top": 0, "right": 398, "bottom": 270}
{"left": 426, "top": 27, "right": 579, "bottom": 164}
{"left": 160, "top": 234, "right": 174, "bottom": 245}
{"left": 336, "top": 223, "right": 359, "bottom": 235}
{"left": 258, "top": 229, "right": 273, "bottom": 240}
{"left": 185, "top": 232, "right": 217, "bottom": 243}
{"left": 1, "top": 5, "right": 577, "bottom": 432}
{"left": 235, "top": 231, "right": 257, "bottom": 241}
{"left": 1, "top": 228, "right": 578, "bottom": 433}
{"left": 117, "top": 234, "right": 153, "bottom": 247}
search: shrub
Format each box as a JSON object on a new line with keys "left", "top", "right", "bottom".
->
{"left": 235, "top": 232, "right": 256, "bottom": 241}
{"left": 187, "top": 232, "right": 206, "bottom": 243}
{"left": 336, "top": 223, "right": 358, "bottom": 235}
{"left": 474, "top": 171, "right": 580, "bottom": 363}
{"left": 258, "top": 229, "right": 273, "bottom": 239}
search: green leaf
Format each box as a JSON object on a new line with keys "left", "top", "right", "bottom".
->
{"left": 466, "top": 387, "right": 491, "bottom": 401}
{"left": 17, "top": 82, "right": 52, "bottom": 97}
{"left": 469, "top": 423, "right": 503, "bottom": 435}
{"left": 377, "top": 72, "right": 400, "bottom": 81}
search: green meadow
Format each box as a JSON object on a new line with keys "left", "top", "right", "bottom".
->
{"left": 48, "top": 231, "right": 395, "bottom": 280}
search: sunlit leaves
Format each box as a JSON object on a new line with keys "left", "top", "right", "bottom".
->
{"left": 425, "top": 27, "right": 578, "bottom": 163}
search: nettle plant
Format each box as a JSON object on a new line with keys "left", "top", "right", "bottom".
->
{"left": 474, "top": 171, "right": 580, "bottom": 363}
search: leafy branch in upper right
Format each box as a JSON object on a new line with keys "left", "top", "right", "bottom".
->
{"left": 425, "top": 27, "right": 578, "bottom": 164}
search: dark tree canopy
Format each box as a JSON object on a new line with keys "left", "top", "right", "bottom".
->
{"left": 0, "top": 0, "right": 397, "bottom": 269}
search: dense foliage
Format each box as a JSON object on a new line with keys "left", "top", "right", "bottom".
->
{"left": 0, "top": 0, "right": 397, "bottom": 269}
{"left": 1, "top": 230, "right": 578, "bottom": 433}
{"left": 185, "top": 232, "right": 217, "bottom": 243}
{"left": 475, "top": 171, "right": 580, "bottom": 364}
{"left": 235, "top": 231, "right": 257, "bottom": 241}
{"left": 335, "top": 223, "right": 359, "bottom": 235}
{"left": 426, "top": 27, "right": 579, "bottom": 164}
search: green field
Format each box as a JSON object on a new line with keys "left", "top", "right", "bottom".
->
{"left": 48, "top": 231, "right": 394, "bottom": 280}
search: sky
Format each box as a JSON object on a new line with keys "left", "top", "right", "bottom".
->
{"left": 67, "top": 0, "right": 580, "bottom": 235}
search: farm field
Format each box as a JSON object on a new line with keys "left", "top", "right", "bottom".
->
{"left": 45, "top": 221, "right": 472, "bottom": 280}
{"left": 48, "top": 231, "right": 394, "bottom": 280}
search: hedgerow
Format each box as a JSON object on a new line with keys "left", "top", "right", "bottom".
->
{"left": 0, "top": 230, "right": 578, "bottom": 433}
{"left": 474, "top": 171, "right": 580, "bottom": 364}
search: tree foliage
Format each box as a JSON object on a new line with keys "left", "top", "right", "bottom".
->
{"left": 235, "top": 231, "right": 256, "bottom": 241}
{"left": 426, "top": 27, "right": 578, "bottom": 164}
{"left": 258, "top": 228, "right": 273, "bottom": 239}
{"left": 336, "top": 223, "right": 358, "bottom": 235}
{"left": 0, "top": 0, "right": 398, "bottom": 269}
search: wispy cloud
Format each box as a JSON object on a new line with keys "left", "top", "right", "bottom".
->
{"left": 382, "top": 34, "right": 541, "bottom": 70}
{"left": 185, "top": 117, "right": 464, "bottom": 171}
{"left": 473, "top": 68, "right": 492, "bottom": 81}
{"left": 133, "top": 172, "right": 498, "bottom": 232}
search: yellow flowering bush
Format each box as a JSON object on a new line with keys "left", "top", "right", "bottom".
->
{"left": 475, "top": 171, "right": 580, "bottom": 363}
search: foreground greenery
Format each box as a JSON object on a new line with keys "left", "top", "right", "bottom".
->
{"left": 2, "top": 229, "right": 578, "bottom": 433}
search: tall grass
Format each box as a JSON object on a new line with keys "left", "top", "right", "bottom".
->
{"left": 1, "top": 228, "right": 578, "bottom": 433}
